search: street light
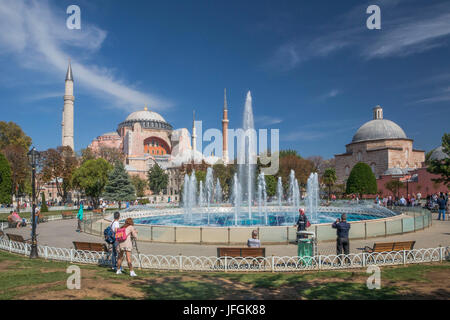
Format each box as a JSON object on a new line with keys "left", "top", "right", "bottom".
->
{"left": 27, "top": 147, "right": 40, "bottom": 259}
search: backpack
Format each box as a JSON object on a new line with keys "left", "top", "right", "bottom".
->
{"left": 103, "top": 225, "right": 115, "bottom": 244}
{"left": 115, "top": 227, "right": 128, "bottom": 242}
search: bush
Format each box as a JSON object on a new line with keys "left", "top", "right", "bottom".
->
{"left": 346, "top": 162, "right": 377, "bottom": 196}
{"left": 40, "top": 193, "right": 49, "bottom": 212}
{"left": 138, "top": 198, "right": 150, "bottom": 205}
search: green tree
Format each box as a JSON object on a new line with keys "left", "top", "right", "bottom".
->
{"left": 40, "top": 193, "right": 49, "bottom": 212}
{"left": 0, "top": 121, "right": 32, "bottom": 151}
{"left": 322, "top": 167, "right": 337, "bottom": 201}
{"left": 384, "top": 179, "right": 404, "bottom": 198}
{"left": 345, "top": 162, "right": 378, "bottom": 197}
{"left": 103, "top": 161, "right": 136, "bottom": 208}
{"left": 72, "top": 158, "right": 112, "bottom": 208}
{"left": 279, "top": 149, "right": 301, "bottom": 159}
{"left": 147, "top": 163, "right": 168, "bottom": 195}
{"left": 41, "top": 146, "right": 78, "bottom": 204}
{"left": 264, "top": 175, "right": 276, "bottom": 197}
{"left": 427, "top": 133, "right": 450, "bottom": 187}
{"left": 0, "top": 153, "right": 12, "bottom": 204}
{"left": 195, "top": 170, "right": 207, "bottom": 188}
{"left": 131, "top": 175, "right": 147, "bottom": 198}
{"left": 2, "top": 145, "right": 29, "bottom": 210}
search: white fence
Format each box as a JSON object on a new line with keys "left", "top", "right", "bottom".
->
{"left": 0, "top": 238, "right": 448, "bottom": 272}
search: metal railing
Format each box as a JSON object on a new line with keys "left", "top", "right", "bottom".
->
{"left": 0, "top": 238, "right": 447, "bottom": 272}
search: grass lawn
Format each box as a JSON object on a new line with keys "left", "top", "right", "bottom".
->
{"left": 0, "top": 208, "right": 117, "bottom": 222}
{"left": 0, "top": 250, "right": 449, "bottom": 300}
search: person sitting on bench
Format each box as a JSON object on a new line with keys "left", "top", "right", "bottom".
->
{"left": 247, "top": 230, "right": 261, "bottom": 248}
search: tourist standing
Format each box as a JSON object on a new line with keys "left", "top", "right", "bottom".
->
{"left": 116, "top": 218, "right": 138, "bottom": 277}
{"left": 110, "top": 211, "right": 121, "bottom": 271}
{"left": 247, "top": 230, "right": 261, "bottom": 248}
{"left": 76, "top": 202, "right": 84, "bottom": 232}
{"left": 332, "top": 213, "right": 351, "bottom": 255}
{"left": 295, "top": 208, "right": 310, "bottom": 241}
{"left": 437, "top": 194, "right": 447, "bottom": 221}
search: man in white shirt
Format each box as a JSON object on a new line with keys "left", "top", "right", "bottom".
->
{"left": 247, "top": 230, "right": 261, "bottom": 248}
{"left": 111, "top": 211, "right": 120, "bottom": 271}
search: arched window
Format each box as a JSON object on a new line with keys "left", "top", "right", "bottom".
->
{"left": 345, "top": 166, "right": 350, "bottom": 175}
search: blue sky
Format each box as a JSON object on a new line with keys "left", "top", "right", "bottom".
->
{"left": 0, "top": 0, "right": 449, "bottom": 159}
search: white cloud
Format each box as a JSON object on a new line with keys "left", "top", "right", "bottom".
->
{"left": 0, "top": 0, "right": 172, "bottom": 112}
{"left": 254, "top": 115, "right": 283, "bottom": 126}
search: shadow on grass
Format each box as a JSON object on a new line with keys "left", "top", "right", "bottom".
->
{"left": 299, "top": 282, "right": 401, "bottom": 300}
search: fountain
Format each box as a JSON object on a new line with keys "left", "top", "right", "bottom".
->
{"left": 232, "top": 173, "right": 241, "bottom": 226}
{"left": 238, "top": 91, "right": 256, "bottom": 220}
{"left": 277, "top": 176, "right": 283, "bottom": 207}
{"left": 306, "top": 172, "right": 319, "bottom": 222}
{"left": 198, "top": 180, "right": 205, "bottom": 207}
{"left": 215, "top": 178, "right": 222, "bottom": 203}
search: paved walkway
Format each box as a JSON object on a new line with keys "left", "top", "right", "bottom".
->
{"left": 3, "top": 213, "right": 449, "bottom": 256}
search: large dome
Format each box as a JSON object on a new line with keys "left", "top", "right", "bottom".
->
{"left": 126, "top": 110, "right": 166, "bottom": 123}
{"left": 352, "top": 119, "right": 408, "bottom": 143}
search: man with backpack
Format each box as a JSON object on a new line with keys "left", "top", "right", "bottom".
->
{"left": 104, "top": 212, "right": 121, "bottom": 271}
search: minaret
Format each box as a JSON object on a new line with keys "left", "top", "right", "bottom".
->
{"left": 222, "top": 88, "right": 229, "bottom": 165}
{"left": 192, "top": 110, "right": 197, "bottom": 153}
{"left": 62, "top": 60, "right": 75, "bottom": 151}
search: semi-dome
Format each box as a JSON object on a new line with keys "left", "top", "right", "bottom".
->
{"left": 429, "top": 146, "right": 447, "bottom": 161}
{"left": 352, "top": 108, "right": 408, "bottom": 143}
{"left": 383, "top": 167, "right": 404, "bottom": 176}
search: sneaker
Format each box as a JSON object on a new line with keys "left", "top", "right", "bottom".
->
{"left": 130, "top": 271, "right": 137, "bottom": 277}
{"left": 116, "top": 269, "right": 122, "bottom": 275}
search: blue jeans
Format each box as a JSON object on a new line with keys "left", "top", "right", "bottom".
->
{"left": 438, "top": 209, "right": 446, "bottom": 220}
{"left": 111, "top": 241, "right": 119, "bottom": 269}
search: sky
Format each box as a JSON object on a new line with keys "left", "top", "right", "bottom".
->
{"left": 0, "top": 0, "right": 449, "bottom": 159}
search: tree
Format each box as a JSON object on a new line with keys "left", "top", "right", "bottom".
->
{"left": 279, "top": 149, "right": 301, "bottom": 158}
{"left": 72, "top": 158, "right": 112, "bottom": 208}
{"left": 147, "top": 163, "right": 168, "bottom": 195}
{"left": 80, "top": 147, "right": 97, "bottom": 164}
{"left": 278, "top": 155, "right": 315, "bottom": 191}
{"left": 0, "top": 121, "right": 32, "bottom": 151}
{"left": 41, "top": 146, "right": 78, "bottom": 204}
{"left": 195, "top": 170, "right": 207, "bottom": 187}
{"left": 103, "top": 161, "right": 136, "bottom": 208}
{"left": 97, "top": 146, "right": 125, "bottom": 166}
{"left": 40, "top": 192, "right": 49, "bottom": 212}
{"left": 130, "top": 175, "right": 147, "bottom": 198}
{"left": 322, "top": 168, "right": 337, "bottom": 201}
{"left": 307, "top": 155, "right": 324, "bottom": 172}
{"left": 346, "top": 162, "right": 378, "bottom": 196}
{"left": 264, "top": 175, "right": 277, "bottom": 197}
{"left": 427, "top": 133, "right": 450, "bottom": 187}
{"left": 385, "top": 179, "right": 403, "bottom": 198}
{"left": 0, "top": 153, "right": 12, "bottom": 204}
{"left": 2, "top": 145, "right": 29, "bottom": 210}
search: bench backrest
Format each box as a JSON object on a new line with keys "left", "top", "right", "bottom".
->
{"left": 217, "top": 247, "right": 266, "bottom": 258}
{"left": 392, "top": 241, "right": 416, "bottom": 251}
{"left": 93, "top": 209, "right": 102, "bottom": 214}
{"left": 62, "top": 211, "right": 73, "bottom": 216}
{"left": 372, "top": 242, "right": 395, "bottom": 252}
{"left": 6, "top": 233, "right": 25, "bottom": 242}
{"left": 73, "top": 241, "right": 105, "bottom": 252}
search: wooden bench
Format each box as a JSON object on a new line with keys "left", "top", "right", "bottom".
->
{"left": 62, "top": 211, "right": 75, "bottom": 219}
{"left": 364, "top": 241, "right": 416, "bottom": 253}
{"left": 92, "top": 209, "right": 103, "bottom": 215}
{"left": 73, "top": 241, "right": 108, "bottom": 252}
{"left": 217, "top": 247, "right": 266, "bottom": 258}
{"left": 6, "top": 233, "right": 31, "bottom": 243}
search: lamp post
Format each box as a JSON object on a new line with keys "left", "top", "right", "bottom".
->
{"left": 27, "top": 147, "right": 40, "bottom": 259}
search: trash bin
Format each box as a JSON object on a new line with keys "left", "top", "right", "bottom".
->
{"left": 297, "top": 231, "right": 316, "bottom": 266}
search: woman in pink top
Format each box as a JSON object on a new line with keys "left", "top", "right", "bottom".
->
{"left": 116, "top": 218, "right": 138, "bottom": 277}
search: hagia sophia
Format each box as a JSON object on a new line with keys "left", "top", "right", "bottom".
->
{"left": 56, "top": 62, "right": 447, "bottom": 203}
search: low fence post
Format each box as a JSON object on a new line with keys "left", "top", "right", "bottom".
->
{"left": 439, "top": 246, "right": 443, "bottom": 263}
{"left": 179, "top": 253, "right": 182, "bottom": 272}
{"left": 271, "top": 255, "right": 274, "bottom": 273}
{"left": 9, "top": 240, "right": 11, "bottom": 253}
{"left": 318, "top": 255, "right": 322, "bottom": 270}
{"left": 362, "top": 253, "right": 366, "bottom": 267}
{"left": 70, "top": 249, "right": 74, "bottom": 263}
{"left": 403, "top": 250, "right": 406, "bottom": 265}
{"left": 45, "top": 246, "right": 48, "bottom": 260}
{"left": 225, "top": 255, "right": 228, "bottom": 273}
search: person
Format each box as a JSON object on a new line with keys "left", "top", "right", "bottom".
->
{"left": 332, "top": 213, "right": 351, "bottom": 256}
{"left": 110, "top": 211, "right": 121, "bottom": 271}
{"left": 102, "top": 201, "right": 107, "bottom": 214}
{"left": 294, "top": 208, "right": 310, "bottom": 241}
{"left": 437, "top": 194, "right": 447, "bottom": 221}
{"left": 76, "top": 202, "right": 84, "bottom": 232}
{"left": 116, "top": 218, "right": 138, "bottom": 277}
{"left": 247, "top": 230, "right": 261, "bottom": 248}
{"left": 11, "top": 210, "right": 24, "bottom": 229}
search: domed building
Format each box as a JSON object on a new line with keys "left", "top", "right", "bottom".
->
{"left": 335, "top": 106, "right": 425, "bottom": 184}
